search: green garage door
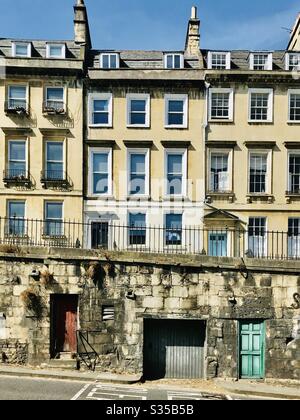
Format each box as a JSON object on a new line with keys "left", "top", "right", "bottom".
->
{"left": 239, "top": 320, "right": 265, "bottom": 379}
{"left": 143, "top": 319, "right": 206, "bottom": 380}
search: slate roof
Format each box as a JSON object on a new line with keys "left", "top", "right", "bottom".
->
{"left": 0, "top": 39, "right": 82, "bottom": 59}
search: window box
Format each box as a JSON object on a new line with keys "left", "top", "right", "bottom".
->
{"left": 3, "top": 170, "right": 31, "bottom": 188}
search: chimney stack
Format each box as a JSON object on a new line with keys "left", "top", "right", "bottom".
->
{"left": 185, "top": 6, "right": 200, "bottom": 56}
{"left": 74, "top": 0, "right": 91, "bottom": 49}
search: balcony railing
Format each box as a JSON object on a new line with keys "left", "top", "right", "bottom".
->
{"left": 0, "top": 217, "right": 299, "bottom": 261}
{"left": 4, "top": 100, "right": 28, "bottom": 115}
{"left": 43, "top": 100, "right": 66, "bottom": 115}
{"left": 3, "top": 169, "right": 32, "bottom": 187}
{"left": 41, "top": 171, "right": 71, "bottom": 189}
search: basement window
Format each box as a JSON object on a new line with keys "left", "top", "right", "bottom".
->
{"left": 102, "top": 306, "right": 115, "bottom": 321}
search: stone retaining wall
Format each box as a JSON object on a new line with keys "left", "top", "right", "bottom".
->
{"left": 0, "top": 248, "right": 299, "bottom": 380}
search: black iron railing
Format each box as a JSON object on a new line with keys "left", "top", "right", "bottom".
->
{"left": 3, "top": 169, "right": 31, "bottom": 186}
{"left": 43, "top": 100, "right": 66, "bottom": 115}
{"left": 0, "top": 217, "right": 299, "bottom": 260}
{"left": 4, "top": 100, "right": 28, "bottom": 115}
{"left": 76, "top": 330, "right": 100, "bottom": 372}
{"left": 41, "top": 171, "right": 71, "bottom": 189}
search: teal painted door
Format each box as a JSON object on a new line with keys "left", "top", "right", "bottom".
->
{"left": 239, "top": 321, "right": 265, "bottom": 379}
{"left": 209, "top": 232, "right": 228, "bottom": 257}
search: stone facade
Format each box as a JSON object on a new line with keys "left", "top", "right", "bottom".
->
{"left": 0, "top": 247, "right": 299, "bottom": 381}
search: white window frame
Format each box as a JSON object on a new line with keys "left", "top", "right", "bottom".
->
{"left": 287, "top": 150, "right": 300, "bottom": 193}
{"left": 164, "top": 53, "right": 184, "bottom": 69}
{"left": 45, "top": 86, "right": 66, "bottom": 111}
{"left": 247, "top": 217, "right": 268, "bottom": 258}
{"left": 7, "top": 138, "right": 29, "bottom": 177}
{"left": 89, "top": 93, "right": 113, "bottom": 128}
{"left": 285, "top": 53, "right": 300, "bottom": 71}
{"left": 127, "top": 211, "right": 149, "bottom": 249}
{"left": 44, "top": 201, "right": 64, "bottom": 236}
{"left": 7, "top": 84, "right": 29, "bottom": 111}
{"left": 127, "top": 148, "right": 150, "bottom": 197}
{"left": 208, "top": 88, "right": 234, "bottom": 121}
{"left": 126, "top": 94, "right": 150, "bottom": 128}
{"left": 164, "top": 94, "right": 188, "bottom": 128}
{"left": 164, "top": 211, "right": 185, "bottom": 248}
{"left": 12, "top": 42, "right": 31, "bottom": 58}
{"left": 249, "top": 52, "right": 273, "bottom": 70}
{"left": 100, "top": 53, "right": 120, "bottom": 69}
{"left": 7, "top": 200, "right": 27, "bottom": 237}
{"left": 44, "top": 139, "right": 66, "bottom": 178}
{"left": 164, "top": 148, "right": 187, "bottom": 198}
{"left": 7, "top": 200, "right": 26, "bottom": 219}
{"left": 207, "top": 51, "right": 231, "bottom": 70}
{"left": 248, "top": 149, "right": 272, "bottom": 195}
{"left": 288, "top": 89, "right": 300, "bottom": 123}
{"left": 46, "top": 43, "right": 66, "bottom": 59}
{"left": 89, "top": 147, "right": 113, "bottom": 197}
{"left": 208, "top": 148, "right": 233, "bottom": 193}
{"left": 248, "top": 88, "right": 273, "bottom": 123}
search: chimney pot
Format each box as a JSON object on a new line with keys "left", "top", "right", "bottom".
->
{"left": 191, "top": 6, "right": 197, "bottom": 19}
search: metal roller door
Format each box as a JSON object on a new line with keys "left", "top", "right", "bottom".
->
{"left": 143, "top": 319, "right": 206, "bottom": 380}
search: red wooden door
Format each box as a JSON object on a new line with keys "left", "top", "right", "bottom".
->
{"left": 53, "top": 295, "right": 78, "bottom": 354}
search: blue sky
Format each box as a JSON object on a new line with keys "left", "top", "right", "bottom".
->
{"left": 1, "top": 0, "right": 299, "bottom": 50}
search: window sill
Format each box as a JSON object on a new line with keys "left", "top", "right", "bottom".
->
{"left": 87, "top": 195, "right": 115, "bottom": 200}
{"left": 246, "top": 194, "right": 273, "bottom": 204}
{"left": 89, "top": 124, "right": 113, "bottom": 129}
{"left": 209, "top": 119, "right": 234, "bottom": 124}
{"left": 285, "top": 192, "right": 300, "bottom": 203}
{"left": 126, "top": 196, "right": 151, "bottom": 201}
{"left": 164, "top": 125, "right": 188, "bottom": 130}
{"left": 287, "top": 121, "right": 300, "bottom": 125}
{"left": 206, "top": 192, "right": 235, "bottom": 204}
{"left": 126, "top": 125, "right": 150, "bottom": 129}
{"left": 163, "top": 196, "right": 189, "bottom": 202}
{"left": 248, "top": 120, "right": 273, "bottom": 125}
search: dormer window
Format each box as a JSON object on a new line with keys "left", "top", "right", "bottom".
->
{"left": 46, "top": 43, "right": 66, "bottom": 59}
{"left": 12, "top": 42, "right": 31, "bottom": 58}
{"left": 286, "top": 53, "right": 300, "bottom": 71}
{"left": 100, "top": 53, "right": 120, "bottom": 69}
{"left": 249, "top": 53, "right": 272, "bottom": 70}
{"left": 164, "top": 54, "right": 184, "bottom": 69}
{"left": 207, "top": 52, "right": 231, "bottom": 70}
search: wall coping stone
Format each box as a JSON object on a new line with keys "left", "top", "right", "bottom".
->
{"left": 0, "top": 247, "right": 300, "bottom": 274}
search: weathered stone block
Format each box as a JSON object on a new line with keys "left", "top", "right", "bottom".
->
{"left": 164, "top": 298, "right": 180, "bottom": 310}
{"left": 142, "top": 297, "right": 164, "bottom": 309}
{"left": 170, "top": 286, "right": 188, "bottom": 298}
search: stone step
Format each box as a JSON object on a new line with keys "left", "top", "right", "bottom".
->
{"left": 43, "top": 359, "right": 78, "bottom": 370}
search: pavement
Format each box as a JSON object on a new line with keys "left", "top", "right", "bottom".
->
{"left": 0, "top": 365, "right": 299, "bottom": 400}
